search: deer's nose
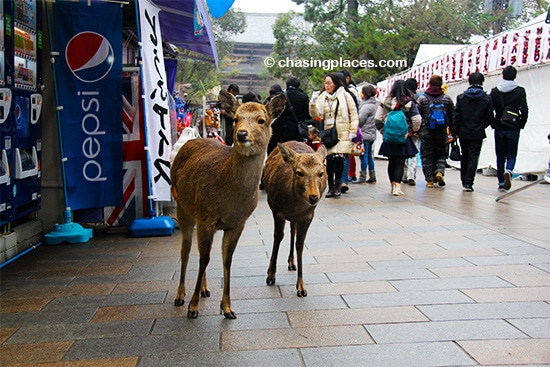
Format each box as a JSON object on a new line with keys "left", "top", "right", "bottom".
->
{"left": 237, "top": 130, "right": 249, "bottom": 142}
{"left": 309, "top": 195, "right": 319, "bottom": 205}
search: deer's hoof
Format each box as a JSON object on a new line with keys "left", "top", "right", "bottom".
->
{"left": 288, "top": 264, "right": 297, "bottom": 271}
{"left": 266, "top": 276, "right": 276, "bottom": 286}
{"left": 223, "top": 311, "right": 237, "bottom": 319}
{"left": 174, "top": 299, "right": 185, "bottom": 307}
{"left": 297, "top": 289, "right": 308, "bottom": 297}
{"left": 200, "top": 290, "right": 211, "bottom": 298}
{"left": 187, "top": 310, "right": 199, "bottom": 319}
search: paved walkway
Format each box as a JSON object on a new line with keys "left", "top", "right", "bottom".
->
{"left": 1, "top": 160, "right": 549, "bottom": 366}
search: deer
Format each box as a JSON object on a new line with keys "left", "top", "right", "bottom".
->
{"left": 263, "top": 141, "right": 327, "bottom": 297}
{"left": 170, "top": 95, "right": 286, "bottom": 319}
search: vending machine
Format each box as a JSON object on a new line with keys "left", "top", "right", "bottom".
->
{"left": 0, "top": 0, "right": 43, "bottom": 227}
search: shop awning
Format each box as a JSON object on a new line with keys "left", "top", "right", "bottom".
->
{"left": 152, "top": 0, "right": 219, "bottom": 66}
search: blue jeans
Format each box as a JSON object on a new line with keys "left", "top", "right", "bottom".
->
{"left": 358, "top": 140, "right": 375, "bottom": 172}
{"left": 494, "top": 129, "right": 520, "bottom": 184}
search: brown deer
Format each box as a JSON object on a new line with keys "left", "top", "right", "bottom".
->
{"left": 264, "top": 141, "right": 327, "bottom": 297}
{"left": 170, "top": 95, "right": 286, "bottom": 319}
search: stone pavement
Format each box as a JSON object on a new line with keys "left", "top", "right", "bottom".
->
{"left": 1, "top": 160, "right": 549, "bottom": 366}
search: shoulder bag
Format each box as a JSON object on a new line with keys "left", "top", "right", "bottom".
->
{"left": 285, "top": 92, "right": 309, "bottom": 139}
{"left": 320, "top": 99, "right": 339, "bottom": 148}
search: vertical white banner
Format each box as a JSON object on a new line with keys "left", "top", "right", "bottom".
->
{"left": 138, "top": 0, "right": 172, "bottom": 201}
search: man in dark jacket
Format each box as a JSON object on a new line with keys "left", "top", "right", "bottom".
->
{"left": 417, "top": 74, "right": 455, "bottom": 187}
{"left": 267, "top": 76, "right": 311, "bottom": 155}
{"left": 490, "top": 65, "right": 529, "bottom": 191}
{"left": 452, "top": 72, "right": 494, "bottom": 192}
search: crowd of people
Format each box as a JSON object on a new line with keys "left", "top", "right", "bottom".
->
{"left": 220, "top": 65, "right": 529, "bottom": 196}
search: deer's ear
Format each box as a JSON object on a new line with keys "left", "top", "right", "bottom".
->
{"left": 277, "top": 142, "right": 296, "bottom": 165}
{"left": 316, "top": 144, "right": 327, "bottom": 160}
{"left": 267, "top": 93, "right": 286, "bottom": 120}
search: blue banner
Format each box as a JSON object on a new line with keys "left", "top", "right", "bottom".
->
{"left": 53, "top": 2, "right": 123, "bottom": 209}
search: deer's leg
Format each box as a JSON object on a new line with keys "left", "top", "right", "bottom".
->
{"left": 220, "top": 223, "right": 246, "bottom": 319}
{"left": 288, "top": 222, "right": 297, "bottom": 271}
{"left": 187, "top": 224, "right": 215, "bottom": 319}
{"left": 266, "top": 213, "right": 286, "bottom": 286}
{"left": 175, "top": 207, "right": 195, "bottom": 307}
{"left": 200, "top": 272, "right": 210, "bottom": 298}
{"left": 295, "top": 220, "right": 312, "bottom": 297}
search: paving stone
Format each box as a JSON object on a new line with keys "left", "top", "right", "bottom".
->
{"left": 287, "top": 306, "right": 428, "bottom": 328}
{"left": 0, "top": 340, "right": 73, "bottom": 365}
{"left": 139, "top": 350, "right": 302, "bottom": 367}
{"left": 42, "top": 292, "right": 167, "bottom": 311}
{"left": 91, "top": 304, "right": 186, "bottom": 322}
{"left": 462, "top": 286, "right": 550, "bottom": 302}
{"left": 300, "top": 342, "right": 476, "bottom": 367}
{"left": 221, "top": 325, "right": 373, "bottom": 351}
{"left": 0, "top": 308, "right": 98, "bottom": 328}
{"left": 389, "top": 276, "right": 514, "bottom": 292}
{"left": 231, "top": 295, "right": 347, "bottom": 314}
{"left": 279, "top": 280, "right": 395, "bottom": 298}
{"left": 366, "top": 319, "right": 528, "bottom": 343}
{"left": 430, "top": 264, "right": 548, "bottom": 278}
{"left": 63, "top": 334, "right": 220, "bottom": 360}
{"left": 4, "top": 320, "right": 153, "bottom": 344}
{"left": 457, "top": 339, "right": 550, "bottom": 365}
{"left": 506, "top": 318, "right": 550, "bottom": 338}
{"left": 344, "top": 289, "right": 473, "bottom": 308}
{"left": 418, "top": 301, "right": 550, "bottom": 321}
{"left": 327, "top": 268, "right": 437, "bottom": 283}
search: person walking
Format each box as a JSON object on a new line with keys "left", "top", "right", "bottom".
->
{"left": 353, "top": 84, "right": 378, "bottom": 184}
{"left": 310, "top": 72, "right": 359, "bottom": 198}
{"left": 490, "top": 65, "right": 529, "bottom": 191}
{"left": 267, "top": 76, "right": 311, "bottom": 155}
{"left": 374, "top": 80, "right": 421, "bottom": 196}
{"left": 339, "top": 69, "right": 360, "bottom": 192}
{"left": 452, "top": 72, "right": 494, "bottom": 192}
{"left": 402, "top": 78, "right": 421, "bottom": 186}
{"left": 417, "top": 75, "right": 454, "bottom": 188}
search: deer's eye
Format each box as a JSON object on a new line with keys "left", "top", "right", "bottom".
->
{"left": 258, "top": 118, "right": 266, "bottom": 125}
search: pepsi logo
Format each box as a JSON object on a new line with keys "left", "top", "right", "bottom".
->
{"left": 66, "top": 32, "right": 114, "bottom": 83}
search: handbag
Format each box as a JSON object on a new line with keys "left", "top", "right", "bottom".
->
{"left": 320, "top": 99, "right": 339, "bottom": 148}
{"left": 498, "top": 92, "right": 520, "bottom": 129}
{"left": 285, "top": 91, "right": 309, "bottom": 139}
{"left": 449, "top": 140, "right": 462, "bottom": 161}
{"left": 351, "top": 141, "right": 365, "bottom": 156}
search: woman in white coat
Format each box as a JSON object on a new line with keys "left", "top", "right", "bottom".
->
{"left": 310, "top": 72, "right": 359, "bottom": 197}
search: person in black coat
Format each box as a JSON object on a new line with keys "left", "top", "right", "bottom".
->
{"left": 489, "top": 65, "right": 529, "bottom": 191}
{"left": 452, "top": 72, "right": 494, "bottom": 192}
{"left": 267, "top": 76, "right": 311, "bottom": 155}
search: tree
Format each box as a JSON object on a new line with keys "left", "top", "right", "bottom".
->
{"left": 175, "top": 9, "right": 246, "bottom": 101}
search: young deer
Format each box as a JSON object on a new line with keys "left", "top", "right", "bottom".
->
{"left": 264, "top": 141, "right": 327, "bottom": 297}
{"left": 170, "top": 95, "right": 286, "bottom": 319}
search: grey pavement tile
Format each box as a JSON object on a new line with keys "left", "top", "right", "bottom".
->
{"left": 41, "top": 292, "right": 167, "bottom": 310}
{"left": 152, "top": 312, "right": 290, "bottom": 335}
{"left": 230, "top": 295, "right": 347, "bottom": 314}
{"left": 68, "top": 270, "right": 176, "bottom": 285}
{"left": 327, "top": 268, "right": 438, "bottom": 283}
{"left": 343, "top": 290, "right": 474, "bottom": 308}
{"left": 461, "top": 286, "right": 550, "bottom": 302}
{"left": 466, "top": 254, "right": 550, "bottom": 266}
{"left": 365, "top": 319, "right": 528, "bottom": 343}
{"left": 368, "top": 257, "right": 475, "bottom": 271}
{"left": 279, "top": 280, "right": 395, "bottom": 298}
{"left": 138, "top": 349, "right": 302, "bottom": 367}
{"left": 300, "top": 342, "right": 476, "bottom": 367}
{"left": 63, "top": 333, "right": 220, "bottom": 360}
{"left": 0, "top": 307, "right": 98, "bottom": 327}
{"left": 221, "top": 325, "right": 373, "bottom": 351}
{"left": 499, "top": 244, "right": 550, "bottom": 255}
{"left": 287, "top": 306, "right": 428, "bottom": 328}
{"left": 229, "top": 272, "right": 329, "bottom": 288}
{"left": 430, "top": 264, "right": 548, "bottom": 278}
{"left": 457, "top": 339, "right": 550, "bottom": 365}
{"left": 4, "top": 320, "right": 154, "bottom": 344}
{"left": 418, "top": 301, "right": 550, "bottom": 321}
{"left": 389, "top": 276, "right": 514, "bottom": 292}
{"left": 507, "top": 318, "right": 550, "bottom": 338}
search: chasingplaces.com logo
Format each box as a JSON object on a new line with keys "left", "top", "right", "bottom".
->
{"left": 264, "top": 56, "right": 407, "bottom": 70}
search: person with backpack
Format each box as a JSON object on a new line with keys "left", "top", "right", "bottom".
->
{"left": 402, "top": 78, "right": 421, "bottom": 186}
{"left": 374, "top": 80, "right": 421, "bottom": 196}
{"left": 417, "top": 74, "right": 455, "bottom": 188}
{"left": 452, "top": 72, "right": 494, "bottom": 192}
{"left": 490, "top": 66, "right": 529, "bottom": 191}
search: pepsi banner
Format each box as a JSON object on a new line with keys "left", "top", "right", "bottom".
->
{"left": 138, "top": 0, "right": 172, "bottom": 201}
{"left": 53, "top": 2, "right": 123, "bottom": 209}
